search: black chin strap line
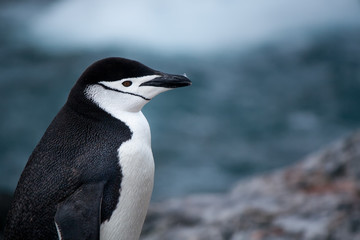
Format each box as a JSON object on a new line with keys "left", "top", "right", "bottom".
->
{"left": 97, "top": 83, "right": 151, "bottom": 101}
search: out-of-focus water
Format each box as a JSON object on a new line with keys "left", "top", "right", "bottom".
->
{"left": 26, "top": 0, "right": 360, "bottom": 53}
{"left": 1, "top": 0, "right": 360, "bottom": 200}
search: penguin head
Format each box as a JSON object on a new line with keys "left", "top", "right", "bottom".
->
{"left": 69, "top": 57, "right": 191, "bottom": 114}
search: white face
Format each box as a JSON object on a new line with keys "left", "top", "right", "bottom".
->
{"left": 85, "top": 75, "right": 171, "bottom": 114}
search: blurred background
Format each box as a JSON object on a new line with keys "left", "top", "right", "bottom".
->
{"left": 1, "top": 0, "right": 360, "bottom": 209}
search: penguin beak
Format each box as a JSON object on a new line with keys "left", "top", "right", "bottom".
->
{"left": 140, "top": 74, "right": 191, "bottom": 88}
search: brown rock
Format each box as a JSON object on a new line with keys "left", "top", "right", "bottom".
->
{"left": 141, "top": 131, "right": 360, "bottom": 240}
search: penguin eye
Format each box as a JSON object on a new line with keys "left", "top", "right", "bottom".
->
{"left": 122, "top": 81, "right": 132, "bottom": 87}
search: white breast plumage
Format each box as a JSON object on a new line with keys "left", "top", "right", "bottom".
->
{"left": 100, "top": 111, "right": 155, "bottom": 240}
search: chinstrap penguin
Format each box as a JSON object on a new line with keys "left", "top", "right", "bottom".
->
{"left": 4, "top": 57, "right": 191, "bottom": 240}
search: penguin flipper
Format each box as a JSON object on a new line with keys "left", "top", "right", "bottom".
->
{"left": 54, "top": 182, "right": 105, "bottom": 240}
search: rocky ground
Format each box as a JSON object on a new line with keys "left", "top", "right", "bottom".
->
{"left": 141, "top": 131, "right": 360, "bottom": 240}
{"left": 0, "top": 192, "right": 12, "bottom": 240}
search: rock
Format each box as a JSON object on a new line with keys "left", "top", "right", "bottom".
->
{"left": 141, "top": 131, "right": 360, "bottom": 240}
{"left": 0, "top": 191, "right": 12, "bottom": 240}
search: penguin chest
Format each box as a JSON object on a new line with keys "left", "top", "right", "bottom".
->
{"left": 100, "top": 112, "right": 154, "bottom": 240}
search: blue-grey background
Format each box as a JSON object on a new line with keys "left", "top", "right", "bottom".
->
{"left": 1, "top": 0, "right": 360, "bottom": 201}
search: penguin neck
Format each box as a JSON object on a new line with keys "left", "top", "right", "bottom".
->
{"left": 65, "top": 92, "right": 111, "bottom": 122}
